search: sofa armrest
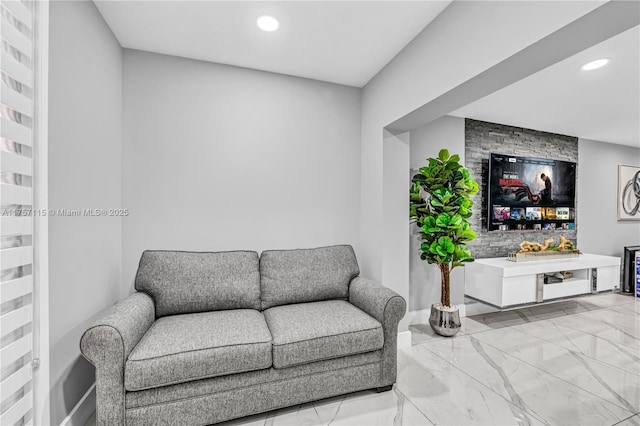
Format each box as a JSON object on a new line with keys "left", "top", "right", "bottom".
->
{"left": 80, "top": 292, "right": 155, "bottom": 425}
{"left": 349, "top": 277, "right": 406, "bottom": 326}
{"left": 349, "top": 276, "right": 406, "bottom": 387}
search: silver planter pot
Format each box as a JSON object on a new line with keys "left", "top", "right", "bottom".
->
{"left": 429, "top": 304, "right": 461, "bottom": 337}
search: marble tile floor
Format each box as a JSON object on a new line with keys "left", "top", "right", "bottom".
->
{"left": 86, "top": 293, "right": 640, "bottom": 426}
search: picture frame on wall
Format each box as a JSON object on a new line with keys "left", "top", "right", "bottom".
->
{"left": 618, "top": 165, "right": 640, "bottom": 220}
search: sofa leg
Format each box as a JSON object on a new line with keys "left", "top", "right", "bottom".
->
{"left": 375, "top": 385, "right": 393, "bottom": 393}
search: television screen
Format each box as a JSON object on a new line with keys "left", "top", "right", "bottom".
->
{"left": 488, "top": 153, "right": 576, "bottom": 231}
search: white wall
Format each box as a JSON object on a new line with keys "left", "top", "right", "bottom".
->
{"left": 359, "top": 1, "right": 603, "bottom": 331}
{"left": 382, "top": 130, "right": 410, "bottom": 327}
{"left": 409, "top": 115, "right": 465, "bottom": 170}
{"left": 408, "top": 116, "right": 465, "bottom": 318}
{"left": 578, "top": 138, "right": 640, "bottom": 257}
{"left": 121, "top": 50, "right": 362, "bottom": 290}
{"left": 48, "top": 1, "right": 122, "bottom": 424}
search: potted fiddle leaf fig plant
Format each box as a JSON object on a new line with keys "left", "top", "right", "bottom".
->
{"left": 410, "top": 149, "right": 479, "bottom": 336}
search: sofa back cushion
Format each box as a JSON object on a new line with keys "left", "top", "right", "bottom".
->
{"left": 260, "top": 245, "right": 359, "bottom": 310}
{"left": 135, "top": 250, "right": 261, "bottom": 317}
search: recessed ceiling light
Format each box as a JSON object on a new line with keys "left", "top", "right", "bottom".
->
{"left": 257, "top": 16, "right": 279, "bottom": 32}
{"left": 581, "top": 58, "right": 609, "bottom": 71}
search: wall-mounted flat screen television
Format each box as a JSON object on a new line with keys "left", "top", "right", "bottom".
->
{"left": 488, "top": 153, "right": 576, "bottom": 231}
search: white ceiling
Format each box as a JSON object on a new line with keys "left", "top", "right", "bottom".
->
{"left": 94, "top": 0, "right": 450, "bottom": 88}
{"left": 94, "top": 1, "right": 639, "bottom": 147}
{"left": 450, "top": 25, "right": 640, "bottom": 147}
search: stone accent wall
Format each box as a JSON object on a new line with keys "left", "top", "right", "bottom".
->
{"left": 465, "top": 119, "right": 578, "bottom": 258}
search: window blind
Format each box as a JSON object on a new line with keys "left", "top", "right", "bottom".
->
{"left": 0, "top": 1, "right": 35, "bottom": 425}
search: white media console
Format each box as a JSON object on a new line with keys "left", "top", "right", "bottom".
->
{"left": 465, "top": 254, "right": 621, "bottom": 308}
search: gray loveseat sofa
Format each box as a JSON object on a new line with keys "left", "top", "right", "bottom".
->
{"left": 81, "top": 245, "right": 406, "bottom": 425}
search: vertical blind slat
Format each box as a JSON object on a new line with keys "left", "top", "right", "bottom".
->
{"left": 1, "top": 79, "right": 33, "bottom": 116}
{"left": 0, "top": 50, "right": 32, "bottom": 85}
{"left": 0, "top": 334, "right": 31, "bottom": 369}
{"left": 1, "top": 150, "right": 33, "bottom": 176}
{"left": 1, "top": 17, "right": 31, "bottom": 55}
{"left": 0, "top": 117, "right": 32, "bottom": 147}
{"left": 0, "top": 275, "right": 33, "bottom": 303}
{"left": 0, "top": 216, "right": 33, "bottom": 236}
{"left": 0, "top": 245, "right": 33, "bottom": 270}
{"left": 0, "top": 182, "right": 32, "bottom": 205}
{"left": 0, "top": 390, "right": 32, "bottom": 426}
{"left": 1, "top": 362, "right": 32, "bottom": 400}
{"left": 1, "top": 304, "right": 32, "bottom": 336}
{"left": 2, "top": 1, "right": 31, "bottom": 30}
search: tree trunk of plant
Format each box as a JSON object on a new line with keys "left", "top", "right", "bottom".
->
{"left": 439, "top": 263, "right": 451, "bottom": 307}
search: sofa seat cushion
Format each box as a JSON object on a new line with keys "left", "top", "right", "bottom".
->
{"left": 264, "top": 300, "right": 383, "bottom": 369}
{"left": 125, "top": 310, "right": 272, "bottom": 391}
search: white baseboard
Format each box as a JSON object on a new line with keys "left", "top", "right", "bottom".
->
{"left": 397, "top": 330, "right": 412, "bottom": 349}
{"left": 60, "top": 383, "right": 95, "bottom": 426}
{"left": 464, "top": 299, "right": 500, "bottom": 316}
{"left": 458, "top": 303, "right": 466, "bottom": 317}
{"left": 405, "top": 308, "right": 429, "bottom": 325}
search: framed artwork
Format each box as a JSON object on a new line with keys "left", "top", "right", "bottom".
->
{"left": 618, "top": 165, "right": 640, "bottom": 220}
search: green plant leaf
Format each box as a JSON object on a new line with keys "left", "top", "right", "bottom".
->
{"left": 433, "top": 188, "right": 453, "bottom": 203}
{"left": 449, "top": 154, "right": 460, "bottom": 163}
{"left": 469, "top": 181, "right": 479, "bottom": 194}
{"left": 437, "top": 235, "right": 450, "bottom": 246}
{"left": 449, "top": 214, "right": 463, "bottom": 228}
{"left": 430, "top": 198, "right": 443, "bottom": 207}
{"left": 422, "top": 221, "right": 439, "bottom": 234}
{"left": 460, "top": 229, "right": 477, "bottom": 241}
{"left": 418, "top": 167, "right": 432, "bottom": 176}
{"left": 410, "top": 195, "right": 422, "bottom": 205}
{"left": 446, "top": 241, "right": 455, "bottom": 253}
{"left": 437, "top": 236, "right": 455, "bottom": 253}
{"left": 438, "top": 149, "right": 450, "bottom": 162}
{"left": 429, "top": 241, "right": 439, "bottom": 254}
{"left": 412, "top": 173, "right": 425, "bottom": 180}
{"left": 435, "top": 213, "right": 450, "bottom": 227}
{"left": 445, "top": 161, "right": 460, "bottom": 170}
{"left": 454, "top": 244, "right": 471, "bottom": 259}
